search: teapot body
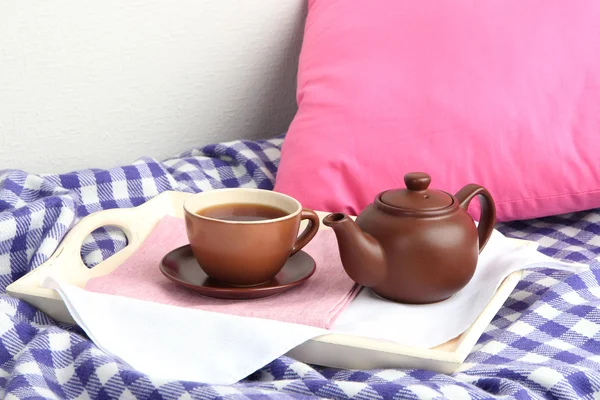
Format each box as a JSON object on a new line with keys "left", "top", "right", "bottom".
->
{"left": 323, "top": 172, "right": 496, "bottom": 304}
{"left": 357, "top": 200, "right": 480, "bottom": 303}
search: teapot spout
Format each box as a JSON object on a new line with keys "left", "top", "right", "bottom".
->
{"left": 323, "top": 213, "right": 386, "bottom": 287}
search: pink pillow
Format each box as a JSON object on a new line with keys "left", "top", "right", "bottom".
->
{"left": 274, "top": 0, "right": 600, "bottom": 222}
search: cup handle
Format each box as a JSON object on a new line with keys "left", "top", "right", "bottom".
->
{"left": 290, "top": 209, "right": 321, "bottom": 256}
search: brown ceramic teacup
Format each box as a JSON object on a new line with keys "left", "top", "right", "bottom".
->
{"left": 183, "top": 188, "right": 320, "bottom": 287}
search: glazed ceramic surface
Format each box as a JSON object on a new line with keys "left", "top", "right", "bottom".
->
{"left": 160, "top": 245, "right": 317, "bottom": 300}
{"left": 323, "top": 172, "right": 496, "bottom": 304}
{"left": 183, "top": 188, "right": 319, "bottom": 286}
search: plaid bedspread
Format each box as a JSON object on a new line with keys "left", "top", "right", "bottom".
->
{"left": 1, "top": 136, "right": 600, "bottom": 399}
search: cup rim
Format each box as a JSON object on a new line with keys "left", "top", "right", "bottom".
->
{"left": 183, "top": 188, "right": 302, "bottom": 225}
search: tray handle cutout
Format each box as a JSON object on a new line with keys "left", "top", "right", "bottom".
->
{"left": 50, "top": 201, "right": 166, "bottom": 282}
{"left": 80, "top": 225, "right": 129, "bottom": 268}
{"left": 68, "top": 209, "right": 137, "bottom": 269}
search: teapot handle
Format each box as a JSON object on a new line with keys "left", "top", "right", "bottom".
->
{"left": 454, "top": 184, "right": 496, "bottom": 253}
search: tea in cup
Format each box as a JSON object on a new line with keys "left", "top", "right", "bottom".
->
{"left": 182, "top": 188, "right": 320, "bottom": 287}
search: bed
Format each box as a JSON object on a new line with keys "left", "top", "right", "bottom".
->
{"left": 4, "top": 1, "right": 600, "bottom": 398}
{"left": 1, "top": 136, "right": 600, "bottom": 399}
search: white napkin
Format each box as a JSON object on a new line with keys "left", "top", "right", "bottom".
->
{"left": 332, "top": 230, "right": 585, "bottom": 347}
{"left": 43, "top": 229, "right": 586, "bottom": 385}
{"left": 45, "top": 282, "right": 323, "bottom": 385}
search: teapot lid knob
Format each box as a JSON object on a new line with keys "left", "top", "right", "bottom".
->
{"left": 404, "top": 172, "right": 431, "bottom": 191}
{"left": 378, "top": 172, "right": 453, "bottom": 212}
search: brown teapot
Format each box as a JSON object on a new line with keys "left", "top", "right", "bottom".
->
{"left": 323, "top": 172, "right": 496, "bottom": 304}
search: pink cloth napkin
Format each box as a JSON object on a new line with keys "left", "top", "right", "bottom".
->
{"left": 85, "top": 216, "right": 360, "bottom": 328}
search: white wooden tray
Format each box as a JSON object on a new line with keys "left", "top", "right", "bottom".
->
{"left": 6, "top": 190, "right": 523, "bottom": 373}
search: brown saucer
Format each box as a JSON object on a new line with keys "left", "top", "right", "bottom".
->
{"left": 159, "top": 245, "right": 316, "bottom": 300}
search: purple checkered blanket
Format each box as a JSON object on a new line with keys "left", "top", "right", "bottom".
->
{"left": 1, "top": 135, "right": 600, "bottom": 399}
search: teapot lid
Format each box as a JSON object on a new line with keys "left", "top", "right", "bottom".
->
{"left": 379, "top": 172, "right": 453, "bottom": 211}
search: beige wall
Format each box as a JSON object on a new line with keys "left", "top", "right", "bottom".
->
{"left": 0, "top": 0, "right": 306, "bottom": 173}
